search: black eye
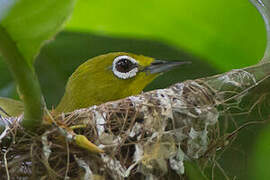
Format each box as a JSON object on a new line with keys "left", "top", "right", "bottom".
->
{"left": 115, "top": 58, "right": 136, "bottom": 73}
{"left": 112, "top": 55, "right": 139, "bottom": 79}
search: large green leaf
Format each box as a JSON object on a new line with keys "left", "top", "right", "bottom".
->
{"left": 0, "top": 0, "right": 76, "bottom": 65}
{"left": 0, "top": 0, "right": 76, "bottom": 129}
{"left": 67, "top": 0, "right": 266, "bottom": 71}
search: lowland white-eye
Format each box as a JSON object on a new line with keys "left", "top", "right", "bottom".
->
{"left": 56, "top": 52, "right": 189, "bottom": 113}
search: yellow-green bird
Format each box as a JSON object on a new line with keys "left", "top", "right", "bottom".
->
{"left": 56, "top": 52, "right": 189, "bottom": 113}
{"left": 0, "top": 52, "right": 189, "bottom": 116}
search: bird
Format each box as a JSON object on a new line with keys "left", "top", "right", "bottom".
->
{"left": 0, "top": 52, "right": 189, "bottom": 116}
{"left": 55, "top": 52, "right": 189, "bottom": 113}
{"left": 0, "top": 52, "right": 189, "bottom": 153}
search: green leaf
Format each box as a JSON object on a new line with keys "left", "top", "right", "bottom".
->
{"left": 0, "top": 0, "right": 76, "bottom": 66}
{"left": 0, "top": 0, "right": 76, "bottom": 130}
{"left": 67, "top": 0, "right": 266, "bottom": 71}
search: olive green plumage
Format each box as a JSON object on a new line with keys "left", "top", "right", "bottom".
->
{"left": 56, "top": 52, "right": 158, "bottom": 113}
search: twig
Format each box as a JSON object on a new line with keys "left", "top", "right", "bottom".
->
{"left": 4, "top": 150, "right": 10, "bottom": 180}
{"left": 64, "top": 139, "right": 70, "bottom": 180}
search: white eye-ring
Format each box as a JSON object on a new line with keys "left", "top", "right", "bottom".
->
{"left": 112, "top": 55, "right": 138, "bottom": 79}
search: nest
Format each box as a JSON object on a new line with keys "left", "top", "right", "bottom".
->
{"left": 0, "top": 78, "right": 241, "bottom": 180}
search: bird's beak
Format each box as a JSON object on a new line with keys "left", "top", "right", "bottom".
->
{"left": 143, "top": 60, "right": 191, "bottom": 74}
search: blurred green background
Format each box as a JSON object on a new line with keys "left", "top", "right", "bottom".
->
{"left": 1, "top": 0, "right": 270, "bottom": 179}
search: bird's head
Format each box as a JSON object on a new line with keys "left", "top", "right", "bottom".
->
{"left": 56, "top": 52, "right": 189, "bottom": 112}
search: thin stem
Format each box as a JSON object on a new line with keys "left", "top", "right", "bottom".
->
{"left": 0, "top": 26, "right": 44, "bottom": 130}
{"left": 250, "top": 0, "right": 270, "bottom": 62}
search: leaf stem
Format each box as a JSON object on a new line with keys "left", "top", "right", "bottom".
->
{"left": 250, "top": 0, "right": 270, "bottom": 62}
{"left": 0, "top": 26, "right": 44, "bottom": 130}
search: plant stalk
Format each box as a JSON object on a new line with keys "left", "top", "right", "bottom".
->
{"left": 250, "top": 0, "right": 270, "bottom": 62}
{"left": 0, "top": 26, "right": 43, "bottom": 131}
